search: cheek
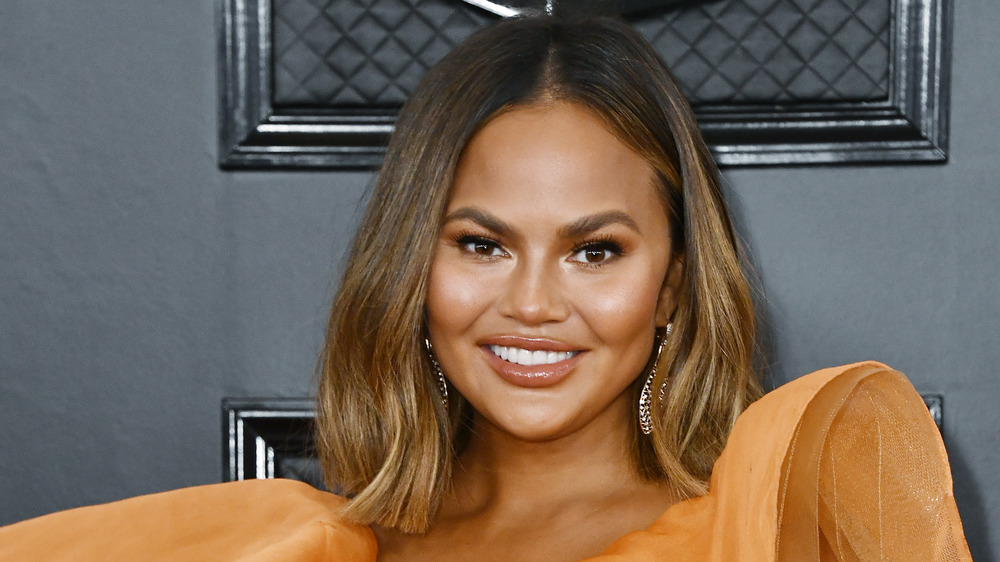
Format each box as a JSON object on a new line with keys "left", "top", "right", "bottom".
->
{"left": 426, "top": 258, "right": 492, "bottom": 336}
{"left": 575, "top": 268, "right": 663, "bottom": 346}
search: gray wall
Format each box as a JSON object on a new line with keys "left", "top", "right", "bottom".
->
{"left": 1, "top": 1, "right": 996, "bottom": 559}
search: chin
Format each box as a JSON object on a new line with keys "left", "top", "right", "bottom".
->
{"left": 483, "top": 409, "right": 583, "bottom": 442}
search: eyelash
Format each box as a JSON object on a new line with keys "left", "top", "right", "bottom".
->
{"left": 569, "top": 235, "right": 625, "bottom": 266}
{"left": 455, "top": 232, "right": 506, "bottom": 258}
{"left": 453, "top": 231, "right": 625, "bottom": 267}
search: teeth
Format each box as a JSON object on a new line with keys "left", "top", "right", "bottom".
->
{"left": 489, "top": 345, "right": 578, "bottom": 366}
{"left": 518, "top": 348, "right": 532, "bottom": 365}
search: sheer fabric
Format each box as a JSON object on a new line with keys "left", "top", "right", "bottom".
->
{"left": 0, "top": 362, "right": 970, "bottom": 561}
{"left": 775, "top": 367, "right": 968, "bottom": 561}
{"left": 0, "top": 479, "right": 377, "bottom": 561}
{"left": 590, "top": 362, "right": 970, "bottom": 561}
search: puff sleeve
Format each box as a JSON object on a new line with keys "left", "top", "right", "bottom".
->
{"left": 591, "top": 362, "right": 972, "bottom": 561}
{"left": 0, "top": 479, "right": 377, "bottom": 561}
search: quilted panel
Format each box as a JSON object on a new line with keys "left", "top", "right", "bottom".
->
{"left": 633, "top": 0, "right": 890, "bottom": 104}
{"left": 271, "top": 0, "right": 890, "bottom": 108}
{"left": 273, "top": 0, "right": 495, "bottom": 107}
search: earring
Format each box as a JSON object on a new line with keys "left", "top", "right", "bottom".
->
{"left": 424, "top": 337, "right": 449, "bottom": 413}
{"left": 639, "top": 323, "right": 672, "bottom": 435}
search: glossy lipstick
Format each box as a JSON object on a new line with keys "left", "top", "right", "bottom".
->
{"left": 479, "top": 336, "right": 584, "bottom": 388}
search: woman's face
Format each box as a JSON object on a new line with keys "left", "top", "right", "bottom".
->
{"left": 426, "top": 101, "right": 681, "bottom": 443}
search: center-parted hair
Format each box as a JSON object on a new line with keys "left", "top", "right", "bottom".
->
{"left": 317, "top": 14, "right": 761, "bottom": 533}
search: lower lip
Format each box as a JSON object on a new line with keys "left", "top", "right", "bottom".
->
{"left": 482, "top": 346, "right": 584, "bottom": 388}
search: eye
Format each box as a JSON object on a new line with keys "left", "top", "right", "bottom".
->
{"left": 457, "top": 235, "right": 506, "bottom": 257}
{"left": 569, "top": 241, "right": 623, "bottom": 265}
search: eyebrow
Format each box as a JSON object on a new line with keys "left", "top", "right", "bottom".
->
{"left": 557, "top": 210, "right": 642, "bottom": 238}
{"left": 442, "top": 207, "right": 514, "bottom": 237}
{"left": 442, "top": 207, "right": 641, "bottom": 238}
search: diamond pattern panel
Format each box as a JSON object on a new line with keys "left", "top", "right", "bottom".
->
{"left": 273, "top": 0, "right": 494, "bottom": 107}
{"left": 271, "top": 0, "right": 889, "bottom": 108}
{"left": 634, "top": 0, "right": 890, "bottom": 104}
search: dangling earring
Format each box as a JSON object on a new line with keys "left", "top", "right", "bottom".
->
{"left": 424, "top": 337, "right": 449, "bottom": 413}
{"left": 639, "top": 323, "right": 672, "bottom": 435}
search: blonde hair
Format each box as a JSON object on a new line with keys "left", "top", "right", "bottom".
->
{"left": 316, "top": 15, "right": 762, "bottom": 533}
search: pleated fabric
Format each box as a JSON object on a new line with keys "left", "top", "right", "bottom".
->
{"left": 0, "top": 362, "right": 971, "bottom": 561}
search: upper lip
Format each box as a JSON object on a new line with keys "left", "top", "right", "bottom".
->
{"left": 478, "top": 335, "right": 583, "bottom": 352}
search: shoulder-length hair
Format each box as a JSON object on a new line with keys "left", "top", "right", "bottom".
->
{"left": 317, "top": 14, "right": 761, "bottom": 533}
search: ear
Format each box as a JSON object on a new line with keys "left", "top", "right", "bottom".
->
{"left": 655, "top": 254, "right": 684, "bottom": 327}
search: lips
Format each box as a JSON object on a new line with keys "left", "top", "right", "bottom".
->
{"left": 479, "top": 336, "right": 585, "bottom": 388}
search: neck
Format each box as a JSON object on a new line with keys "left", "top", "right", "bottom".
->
{"left": 374, "top": 394, "right": 678, "bottom": 562}
{"left": 443, "top": 396, "right": 647, "bottom": 517}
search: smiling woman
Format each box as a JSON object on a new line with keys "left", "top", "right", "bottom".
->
{"left": 0, "top": 12, "right": 971, "bottom": 562}
{"left": 312, "top": 14, "right": 970, "bottom": 562}
{"left": 414, "top": 101, "right": 685, "bottom": 559}
{"left": 317, "top": 14, "right": 762, "bottom": 547}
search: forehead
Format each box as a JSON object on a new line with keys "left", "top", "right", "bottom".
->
{"left": 448, "top": 102, "right": 666, "bottom": 228}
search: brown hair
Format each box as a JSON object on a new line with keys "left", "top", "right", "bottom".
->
{"left": 316, "top": 14, "right": 761, "bottom": 533}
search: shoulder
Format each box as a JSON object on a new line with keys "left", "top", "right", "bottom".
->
{"left": 0, "top": 479, "right": 377, "bottom": 561}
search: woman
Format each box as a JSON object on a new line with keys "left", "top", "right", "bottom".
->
{"left": 318, "top": 12, "right": 759, "bottom": 557}
{"left": 0, "top": 14, "right": 970, "bottom": 561}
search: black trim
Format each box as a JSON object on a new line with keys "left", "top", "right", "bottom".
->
{"left": 222, "top": 398, "right": 324, "bottom": 488}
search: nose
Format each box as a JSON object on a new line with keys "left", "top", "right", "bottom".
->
{"left": 496, "top": 256, "right": 570, "bottom": 325}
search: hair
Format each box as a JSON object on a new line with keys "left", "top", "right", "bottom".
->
{"left": 316, "top": 14, "right": 762, "bottom": 533}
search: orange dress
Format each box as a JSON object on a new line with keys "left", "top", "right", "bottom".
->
{"left": 0, "top": 362, "right": 972, "bottom": 561}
